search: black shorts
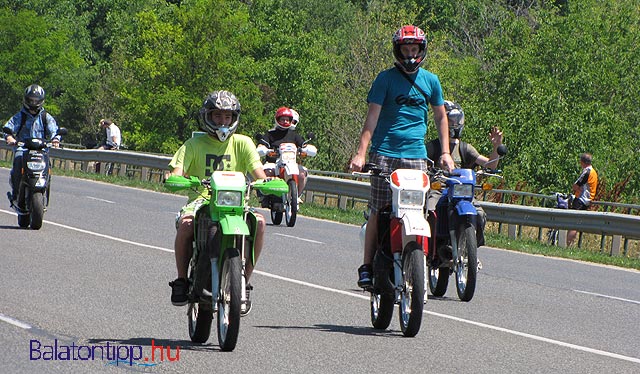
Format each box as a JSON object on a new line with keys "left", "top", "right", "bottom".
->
{"left": 571, "top": 199, "right": 588, "bottom": 210}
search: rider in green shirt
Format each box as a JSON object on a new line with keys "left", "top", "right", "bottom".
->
{"left": 168, "top": 90, "right": 266, "bottom": 316}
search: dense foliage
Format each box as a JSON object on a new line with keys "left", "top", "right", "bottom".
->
{"left": 0, "top": 0, "right": 637, "bottom": 202}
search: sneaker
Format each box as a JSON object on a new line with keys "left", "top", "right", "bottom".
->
{"left": 357, "top": 264, "right": 373, "bottom": 289}
{"left": 169, "top": 278, "right": 189, "bottom": 306}
{"left": 240, "top": 283, "right": 253, "bottom": 317}
{"left": 297, "top": 196, "right": 303, "bottom": 204}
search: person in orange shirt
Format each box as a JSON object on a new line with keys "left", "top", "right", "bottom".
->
{"left": 567, "top": 153, "right": 598, "bottom": 246}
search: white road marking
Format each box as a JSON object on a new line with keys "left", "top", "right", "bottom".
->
{"left": 85, "top": 196, "right": 116, "bottom": 204}
{"left": 574, "top": 290, "right": 640, "bottom": 305}
{"left": 0, "top": 313, "right": 32, "bottom": 329}
{"left": 273, "top": 232, "right": 323, "bottom": 244}
{"left": 2, "top": 208, "right": 638, "bottom": 364}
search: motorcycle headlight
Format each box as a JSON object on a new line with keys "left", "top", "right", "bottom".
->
{"left": 27, "top": 161, "right": 46, "bottom": 171}
{"left": 452, "top": 184, "right": 474, "bottom": 198}
{"left": 399, "top": 190, "right": 424, "bottom": 206}
{"left": 216, "top": 191, "right": 242, "bottom": 206}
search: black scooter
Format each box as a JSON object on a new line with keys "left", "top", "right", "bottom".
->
{"left": 4, "top": 127, "right": 67, "bottom": 229}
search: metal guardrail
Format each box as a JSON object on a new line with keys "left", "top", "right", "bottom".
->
{"left": 2, "top": 142, "right": 638, "bottom": 254}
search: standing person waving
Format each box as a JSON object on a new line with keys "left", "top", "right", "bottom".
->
{"left": 349, "top": 25, "right": 454, "bottom": 289}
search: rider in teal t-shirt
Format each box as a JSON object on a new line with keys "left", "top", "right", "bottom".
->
{"left": 349, "top": 25, "right": 454, "bottom": 289}
{"left": 368, "top": 67, "right": 444, "bottom": 159}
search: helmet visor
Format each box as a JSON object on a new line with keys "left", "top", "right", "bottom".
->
{"left": 25, "top": 97, "right": 43, "bottom": 110}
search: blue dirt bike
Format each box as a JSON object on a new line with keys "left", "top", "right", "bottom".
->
{"left": 426, "top": 145, "right": 507, "bottom": 301}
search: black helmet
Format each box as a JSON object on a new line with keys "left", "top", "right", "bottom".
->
{"left": 444, "top": 100, "right": 465, "bottom": 139}
{"left": 198, "top": 90, "right": 241, "bottom": 141}
{"left": 23, "top": 84, "right": 45, "bottom": 112}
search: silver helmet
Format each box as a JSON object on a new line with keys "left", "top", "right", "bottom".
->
{"left": 199, "top": 90, "right": 241, "bottom": 141}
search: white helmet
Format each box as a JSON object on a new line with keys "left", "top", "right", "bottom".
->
{"left": 290, "top": 109, "right": 300, "bottom": 130}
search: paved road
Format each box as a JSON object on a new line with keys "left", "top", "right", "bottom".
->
{"left": 1, "top": 169, "right": 639, "bottom": 373}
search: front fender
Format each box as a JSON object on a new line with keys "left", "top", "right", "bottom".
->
{"left": 400, "top": 213, "right": 430, "bottom": 237}
{"left": 455, "top": 200, "right": 478, "bottom": 216}
{"left": 218, "top": 214, "right": 250, "bottom": 236}
{"left": 283, "top": 162, "right": 299, "bottom": 179}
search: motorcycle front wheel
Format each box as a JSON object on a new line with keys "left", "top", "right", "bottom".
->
{"left": 30, "top": 191, "right": 45, "bottom": 230}
{"left": 217, "top": 247, "right": 242, "bottom": 351}
{"left": 285, "top": 179, "right": 298, "bottom": 227}
{"left": 399, "top": 242, "right": 425, "bottom": 337}
{"left": 188, "top": 302, "right": 213, "bottom": 343}
{"left": 455, "top": 222, "right": 478, "bottom": 302}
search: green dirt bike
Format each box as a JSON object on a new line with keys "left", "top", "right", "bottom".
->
{"left": 165, "top": 172, "right": 287, "bottom": 351}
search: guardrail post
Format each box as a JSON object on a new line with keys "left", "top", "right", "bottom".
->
{"left": 558, "top": 230, "right": 568, "bottom": 248}
{"left": 142, "top": 167, "right": 150, "bottom": 181}
{"left": 508, "top": 224, "right": 517, "bottom": 239}
{"left": 610, "top": 236, "right": 621, "bottom": 256}
{"left": 118, "top": 164, "right": 127, "bottom": 177}
{"left": 338, "top": 195, "right": 348, "bottom": 209}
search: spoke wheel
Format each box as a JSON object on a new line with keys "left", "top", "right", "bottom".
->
{"left": 370, "top": 290, "right": 394, "bottom": 330}
{"left": 188, "top": 302, "right": 213, "bottom": 343}
{"left": 455, "top": 222, "right": 478, "bottom": 302}
{"left": 285, "top": 179, "right": 298, "bottom": 227}
{"left": 270, "top": 208, "right": 283, "bottom": 225}
{"left": 428, "top": 264, "right": 449, "bottom": 297}
{"left": 399, "top": 242, "right": 425, "bottom": 337}
{"left": 217, "top": 248, "right": 241, "bottom": 351}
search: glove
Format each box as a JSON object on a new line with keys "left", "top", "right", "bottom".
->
{"left": 257, "top": 145, "right": 269, "bottom": 157}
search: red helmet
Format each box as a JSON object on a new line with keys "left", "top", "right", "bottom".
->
{"left": 392, "top": 25, "right": 427, "bottom": 73}
{"left": 274, "top": 106, "right": 294, "bottom": 130}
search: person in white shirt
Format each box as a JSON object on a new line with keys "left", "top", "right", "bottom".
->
{"left": 98, "top": 119, "right": 121, "bottom": 150}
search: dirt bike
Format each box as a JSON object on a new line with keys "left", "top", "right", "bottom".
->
{"left": 426, "top": 144, "right": 507, "bottom": 302}
{"left": 547, "top": 192, "right": 572, "bottom": 246}
{"left": 355, "top": 164, "right": 428, "bottom": 337}
{"left": 255, "top": 132, "right": 317, "bottom": 227}
{"left": 4, "top": 127, "right": 67, "bottom": 230}
{"left": 165, "top": 172, "right": 287, "bottom": 351}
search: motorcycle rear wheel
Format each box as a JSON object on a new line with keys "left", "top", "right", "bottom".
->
{"left": 217, "top": 247, "right": 242, "bottom": 351}
{"left": 270, "top": 209, "right": 283, "bottom": 225}
{"left": 285, "top": 179, "right": 298, "bottom": 227}
{"left": 455, "top": 222, "right": 478, "bottom": 302}
{"left": 30, "top": 191, "right": 45, "bottom": 230}
{"left": 17, "top": 213, "right": 30, "bottom": 228}
{"left": 188, "top": 302, "right": 213, "bottom": 343}
{"left": 428, "top": 264, "right": 449, "bottom": 297}
{"left": 399, "top": 242, "right": 425, "bottom": 337}
{"left": 370, "top": 291, "right": 394, "bottom": 330}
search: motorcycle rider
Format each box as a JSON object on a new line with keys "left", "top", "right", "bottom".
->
{"left": 3, "top": 84, "right": 60, "bottom": 209}
{"left": 349, "top": 25, "right": 454, "bottom": 289}
{"left": 426, "top": 100, "right": 504, "bottom": 246}
{"left": 256, "top": 106, "right": 310, "bottom": 202}
{"left": 168, "top": 90, "right": 267, "bottom": 315}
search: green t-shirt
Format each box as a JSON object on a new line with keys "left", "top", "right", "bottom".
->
{"left": 169, "top": 133, "right": 263, "bottom": 199}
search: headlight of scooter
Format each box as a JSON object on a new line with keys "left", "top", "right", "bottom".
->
{"left": 452, "top": 184, "right": 473, "bottom": 198}
{"left": 216, "top": 191, "right": 242, "bottom": 206}
{"left": 27, "top": 161, "right": 46, "bottom": 171}
{"left": 399, "top": 190, "right": 424, "bottom": 206}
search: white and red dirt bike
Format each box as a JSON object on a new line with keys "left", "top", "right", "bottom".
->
{"left": 255, "top": 132, "right": 316, "bottom": 227}
{"left": 355, "top": 164, "right": 429, "bottom": 337}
